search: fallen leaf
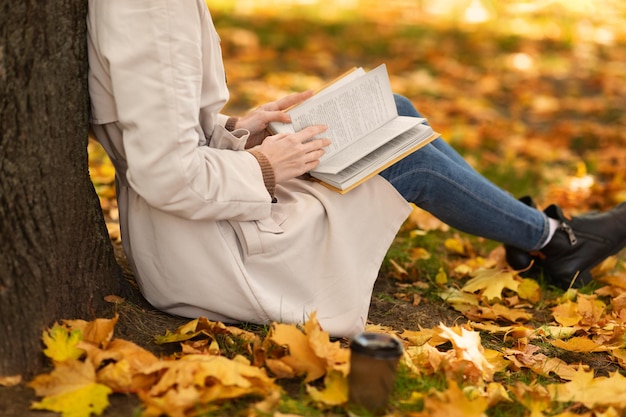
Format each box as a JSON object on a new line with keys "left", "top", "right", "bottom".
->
{"left": 550, "top": 336, "right": 610, "bottom": 353}
{"left": 0, "top": 374, "right": 22, "bottom": 387}
{"left": 92, "top": 339, "right": 160, "bottom": 392}
{"left": 517, "top": 278, "right": 542, "bottom": 303}
{"left": 548, "top": 367, "right": 626, "bottom": 409}
{"left": 64, "top": 315, "right": 119, "bottom": 349}
{"left": 435, "top": 267, "right": 448, "bottom": 285}
{"left": 438, "top": 287, "right": 480, "bottom": 307}
{"left": 139, "top": 354, "right": 278, "bottom": 416}
{"left": 445, "top": 237, "right": 466, "bottom": 255}
{"left": 421, "top": 380, "right": 489, "bottom": 417}
{"left": 264, "top": 323, "right": 327, "bottom": 382}
{"left": 410, "top": 247, "right": 431, "bottom": 261}
{"left": 463, "top": 303, "right": 533, "bottom": 323}
{"left": 263, "top": 313, "right": 347, "bottom": 383}
{"left": 31, "top": 383, "right": 111, "bottom": 417}
{"left": 29, "top": 359, "right": 112, "bottom": 417}
{"left": 462, "top": 268, "right": 520, "bottom": 301}
{"left": 406, "top": 205, "right": 450, "bottom": 232}
{"left": 552, "top": 300, "right": 583, "bottom": 327}
{"left": 306, "top": 370, "right": 348, "bottom": 406}
{"left": 436, "top": 324, "right": 494, "bottom": 381}
{"left": 42, "top": 325, "right": 84, "bottom": 362}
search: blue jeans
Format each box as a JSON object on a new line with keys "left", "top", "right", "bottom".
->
{"left": 379, "top": 95, "right": 550, "bottom": 251}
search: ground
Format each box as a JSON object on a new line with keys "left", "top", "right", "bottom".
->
{"left": 0, "top": 241, "right": 467, "bottom": 417}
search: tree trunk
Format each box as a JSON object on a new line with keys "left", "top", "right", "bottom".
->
{"left": 0, "top": 0, "right": 124, "bottom": 378}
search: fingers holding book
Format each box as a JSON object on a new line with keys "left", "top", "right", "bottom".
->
{"left": 256, "top": 125, "right": 330, "bottom": 183}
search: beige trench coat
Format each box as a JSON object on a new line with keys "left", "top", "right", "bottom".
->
{"left": 87, "top": 0, "right": 411, "bottom": 337}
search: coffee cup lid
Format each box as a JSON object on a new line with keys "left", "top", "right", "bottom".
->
{"left": 350, "top": 332, "right": 403, "bottom": 358}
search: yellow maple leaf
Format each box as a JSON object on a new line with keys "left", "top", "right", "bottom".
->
{"left": 263, "top": 313, "right": 344, "bottom": 383}
{"left": 462, "top": 268, "right": 520, "bottom": 301}
{"left": 31, "top": 383, "right": 111, "bottom": 417}
{"left": 444, "top": 237, "right": 466, "bottom": 255}
{"left": 303, "top": 313, "right": 349, "bottom": 376}
{"left": 421, "top": 380, "right": 488, "bottom": 417}
{"left": 517, "top": 278, "right": 542, "bottom": 303}
{"left": 552, "top": 300, "right": 583, "bottom": 327}
{"left": 29, "top": 359, "right": 111, "bottom": 417}
{"left": 483, "top": 349, "right": 509, "bottom": 374}
{"left": 548, "top": 367, "right": 626, "bottom": 409}
{"left": 400, "top": 328, "right": 436, "bottom": 347}
{"left": 550, "top": 336, "right": 610, "bottom": 353}
{"left": 306, "top": 370, "right": 348, "bottom": 406}
{"left": 42, "top": 325, "right": 84, "bottom": 362}
{"left": 264, "top": 323, "right": 326, "bottom": 382}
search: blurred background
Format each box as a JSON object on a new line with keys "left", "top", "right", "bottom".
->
{"left": 89, "top": 0, "right": 626, "bottom": 236}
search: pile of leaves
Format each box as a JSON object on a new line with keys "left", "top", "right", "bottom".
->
{"left": 21, "top": 256, "right": 626, "bottom": 417}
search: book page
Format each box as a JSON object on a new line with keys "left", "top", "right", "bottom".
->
{"left": 288, "top": 64, "right": 397, "bottom": 158}
{"left": 267, "top": 68, "right": 366, "bottom": 135}
{"left": 311, "top": 116, "right": 423, "bottom": 174}
{"left": 311, "top": 124, "right": 436, "bottom": 190}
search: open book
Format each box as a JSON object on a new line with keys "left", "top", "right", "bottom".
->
{"left": 268, "top": 64, "right": 439, "bottom": 193}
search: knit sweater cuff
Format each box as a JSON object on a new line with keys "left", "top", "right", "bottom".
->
{"left": 248, "top": 150, "right": 276, "bottom": 198}
{"left": 225, "top": 117, "right": 238, "bottom": 132}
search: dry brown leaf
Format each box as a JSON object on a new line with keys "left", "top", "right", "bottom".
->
{"left": 0, "top": 374, "right": 22, "bottom": 387}
{"left": 463, "top": 303, "right": 533, "bottom": 323}
{"left": 64, "top": 314, "right": 119, "bottom": 349}
{"left": 504, "top": 344, "right": 581, "bottom": 381}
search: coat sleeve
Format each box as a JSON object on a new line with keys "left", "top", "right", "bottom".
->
{"left": 92, "top": 0, "right": 272, "bottom": 221}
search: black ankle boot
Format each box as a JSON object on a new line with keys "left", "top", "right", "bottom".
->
{"left": 505, "top": 196, "right": 539, "bottom": 270}
{"left": 540, "top": 202, "right": 626, "bottom": 289}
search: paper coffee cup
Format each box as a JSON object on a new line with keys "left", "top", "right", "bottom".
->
{"left": 348, "top": 332, "right": 403, "bottom": 414}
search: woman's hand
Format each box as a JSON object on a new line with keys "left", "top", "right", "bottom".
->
{"left": 236, "top": 91, "right": 314, "bottom": 149}
{"left": 256, "top": 125, "right": 330, "bottom": 184}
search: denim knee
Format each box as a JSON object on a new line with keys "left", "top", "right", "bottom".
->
{"left": 394, "top": 94, "right": 423, "bottom": 118}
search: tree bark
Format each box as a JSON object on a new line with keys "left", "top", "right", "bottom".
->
{"left": 0, "top": 0, "right": 124, "bottom": 377}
